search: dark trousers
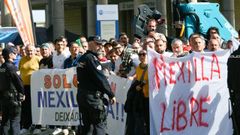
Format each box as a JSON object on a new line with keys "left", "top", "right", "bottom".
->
{"left": 125, "top": 112, "right": 135, "bottom": 135}
{"left": 78, "top": 108, "right": 106, "bottom": 135}
{"left": 0, "top": 101, "right": 21, "bottom": 135}
{"left": 21, "top": 85, "right": 32, "bottom": 129}
{"left": 125, "top": 98, "right": 149, "bottom": 135}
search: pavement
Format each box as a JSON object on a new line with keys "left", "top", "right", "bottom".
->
{"left": 21, "top": 128, "right": 76, "bottom": 135}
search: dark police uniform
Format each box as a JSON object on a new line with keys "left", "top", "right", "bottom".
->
{"left": 77, "top": 50, "right": 115, "bottom": 135}
{"left": 0, "top": 60, "right": 24, "bottom": 135}
{"left": 227, "top": 46, "right": 240, "bottom": 135}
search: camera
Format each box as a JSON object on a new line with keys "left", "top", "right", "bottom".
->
{"left": 134, "top": 4, "right": 162, "bottom": 38}
{"left": 118, "top": 48, "right": 139, "bottom": 78}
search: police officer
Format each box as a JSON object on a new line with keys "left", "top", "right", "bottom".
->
{"left": 228, "top": 46, "right": 240, "bottom": 135}
{"left": 76, "top": 35, "right": 116, "bottom": 135}
{"left": 0, "top": 46, "right": 25, "bottom": 135}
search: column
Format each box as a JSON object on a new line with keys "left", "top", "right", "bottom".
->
{"left": 1, "top": 0, "right": 12, "bottom": 26}
{"left": 155, "top": 0, "right": 167, "bottom": 35}
{"left": 46, "top": 0, "right": 53, "bottom": 28}
{"left": 52, "top": 0, "right": 65, "bottom": 40}
{"left": 87, "top": 0, "right": 96, "bottom": 37}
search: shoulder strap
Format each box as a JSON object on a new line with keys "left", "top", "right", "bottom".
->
{"left": 140, "top": 65, "right": 148, "bottom": 82}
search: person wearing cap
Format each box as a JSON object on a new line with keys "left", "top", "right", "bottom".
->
{"left": 39, "top": 43, "right": 53, "bottom": 69}
{"left": 76, "top": 35, "right": 116, "bottom": 135}
{"left": 0, "top": 46, "right": 25, "bottom": 135}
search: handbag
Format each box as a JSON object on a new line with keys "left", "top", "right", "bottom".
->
{"left": 124, "top": 65, "right": 148, "bottom": 113}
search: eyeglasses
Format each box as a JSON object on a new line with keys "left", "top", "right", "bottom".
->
{"left": 138, "top": 53, "right": 146, "bottom": 56}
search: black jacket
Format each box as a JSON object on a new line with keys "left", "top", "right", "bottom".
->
{"left": 227, "top": 47, "right": 240, "bottom": 132}
{"left": 0, "top": 61, "right": 24, "bottom": 96}
{"left": 77, "top": 51, "right": 114, "bottom": 108}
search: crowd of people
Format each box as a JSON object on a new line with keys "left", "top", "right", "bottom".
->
{"left": 0, "top": 17, "right": 240, "bottom": 135}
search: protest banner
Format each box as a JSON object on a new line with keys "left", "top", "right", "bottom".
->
{"left": 148, "top": 48, "right": 233, "bottom": 135}
{"left": 31, "top": 67, "right": 131, "bottom": 135}
{"left": 4, "top": 0, "right": 36, "bottom": 45}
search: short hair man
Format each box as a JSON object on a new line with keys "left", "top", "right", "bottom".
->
{"left": 190, "top": 34, "right": 206, "bottom": 52}
{"left": 171, "top": 38, "right": 185, "bottom": 57}
{"left": 64, "top": 42, "right": 82, "bottom": 69}
{"left": 76, "top": 35, "right": 116, "bottom": 135}
{"left": 207, "top": 39, "right": 222, "bottom": 52}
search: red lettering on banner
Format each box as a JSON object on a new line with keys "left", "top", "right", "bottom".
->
{"left": 44, "top": 75, "right": 52, "bottom": 89}
{"left": 201, "top": 57, "right": 209, "bottom": 81}
{"left": 177, "top": 62, "right": 185, "bottom": 83}
{"left": 153, "top": 56, "right": 167, "bottom": 90}
{"left": 187, "top": 61, "right": 191, "bottom": 83}
{"left": 43, "top": 74, "right": 78, "bottom": 89}
{"left": 199, "top": 96, "right": 210, "bottom": 127}
{"left": 169, "top": 62, "right": 176, "bottom": 84}
{"left": 172, "top": 100, "right": 176, "bottom": 130}
{"left": 194, "top": 58, "right": 201, "bottom": 82}
{"left": 153, "top": 58, "right": 160, "bottom": 89}
{"left": 176, "top": 100, "right": 187, "bottom": 131}
{"left": 160, "top": 95, "right": 211, "bottom": 133}
{"left": 190, "top": 97, "right": 199, "bottom": 126}
{"left": 160, "top": 103, "right": 170, "bottom": 132}
{"left": 62, "top": 74, "right": 71, "bottom": 89}
{"left": 53, "top": 75, "right": 61, "bottom": 89}
{"left": 73, "top": 74, "right": 78, "bottom": 88}
{"left": 152, "top": 55, "right": 222, "bottom": 88}
{"left": 210, "top": 54, "right": 221, "bottom": 80}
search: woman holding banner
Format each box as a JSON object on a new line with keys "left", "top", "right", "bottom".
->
{"left": 125, "top": 49, "right": 149, "bottom": 135}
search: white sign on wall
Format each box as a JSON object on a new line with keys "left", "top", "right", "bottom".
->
{"left": 96, "top": 5, "right": 118, "bottom": 21}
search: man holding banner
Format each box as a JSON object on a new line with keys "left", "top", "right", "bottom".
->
{"left": 76, "top": 35, "right": 116, "bottom": 135}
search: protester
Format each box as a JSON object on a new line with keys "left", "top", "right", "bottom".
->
{"left": 171, "top": 38, "right": 188, "bottom": 57}
{"left": 146, "top": 19, "right": 157, "bottom": 33}
{"left": 64, "top": 42, "right": 82, "bottom": 69}
{"left": 35, "top": 45, "right": 42, "bottom": 59}
{"left": 104, "top": 42, "right": 113, "bottom": 55}
{"left": 131, "top": 49, "right": 149, "bottom": 135}
{"left": 0, "top": 47, "right": 4, "bottom": 66}
{"left": 60, "top": 36, "right": 71, "bottom": 56}
{"left": 119, "top": 32, "right": 131, "bottom": 48}
{"left": 207, "top": 38, "right": 222, "bottom": 52}
{"left": 19, "top": 45, "right": 27, "bottom": 57}
{"left": 39, "top": 43, "right": 53, "bottom": 69}
{"left": 19, "top": 45, "right": 40, "bottom": 134}
{"left": 76, "top": 35, "right": 116, "bottom": 135}
{"left": 0, "top": 46, "right": 25, "bottom": 135}
{"left": 190, "top": 34, "right": 206, "bottom": 52}
{"left": 52, "top": 37, "right": 70, "bottom": 69}
{"left": 154, "top": 38, "right": 172, "bottom": 56}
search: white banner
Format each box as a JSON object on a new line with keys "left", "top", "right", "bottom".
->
{"left": 148, "top": 49, "right": 233, "bottom": 135}
{"left": 31, "top": 68, "right": 131, "bottom": 135}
